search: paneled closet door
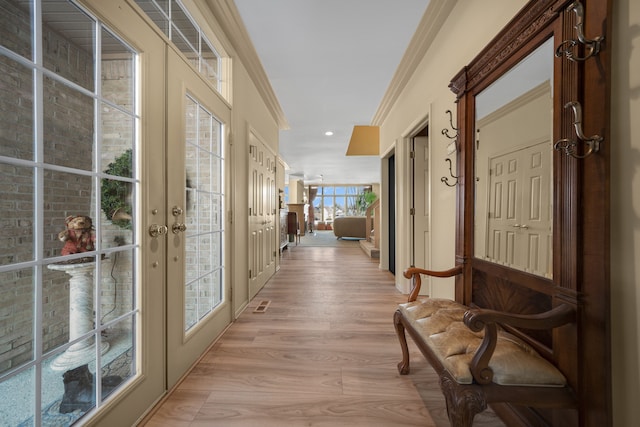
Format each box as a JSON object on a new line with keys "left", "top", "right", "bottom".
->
{"left": 486, "top": 141, "right": 551, "bottom": 276}
{"left": 166, "top": 48, "right": 232, "bottom": 388}
{"left": 248, "top": 130, "right": 277, "bottom": 299}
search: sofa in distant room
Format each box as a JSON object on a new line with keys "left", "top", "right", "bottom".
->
{"left": 332, "top": 216, "right": 366, "bottom": 239}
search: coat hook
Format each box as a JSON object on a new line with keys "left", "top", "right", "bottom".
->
{"left": 554, "top": 101, "right": 603, "bottom": 159}
{"left": 555, "top": 1, "right": 604, "bottom": 62}
{"left": 441, "top": 109, "right": 458, "bottom": 140}
{"left": 441, "top": 158, "right": 459, "bottom": 187}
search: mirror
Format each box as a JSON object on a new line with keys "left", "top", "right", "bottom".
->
{"left": 473, "top": 38, "right": 554, "bottom": 278}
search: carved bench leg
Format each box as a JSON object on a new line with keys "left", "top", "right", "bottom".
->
{"left": 440, "top": 375, "right": 487, "bottom": 427}
{"left": 393, "top": 310, "right": 410, "bottom": 374}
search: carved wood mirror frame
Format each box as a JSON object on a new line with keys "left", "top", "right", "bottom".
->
{"left": 449, "top": 0, "right": 611, "bottom": 425}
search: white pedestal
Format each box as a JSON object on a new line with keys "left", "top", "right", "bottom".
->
{"left": 48, "top": 261, "right": 109, "bottom": 371}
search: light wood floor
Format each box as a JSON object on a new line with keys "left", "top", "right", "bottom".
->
{"left": 141, "top": 245, "right": 504, "bottom": 427}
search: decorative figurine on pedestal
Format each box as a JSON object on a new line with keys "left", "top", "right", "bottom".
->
{"left": 58, "top": 215, "right": 96, "bottom": 258}
{"left": 50, "top": 214, "right": 121, "bottom": 413}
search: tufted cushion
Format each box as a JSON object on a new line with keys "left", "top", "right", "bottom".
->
{"left": 398, "top": 298, "right": 465, "bottom": 326}
{"left": 398, "top": 299, "right": 567, "bottom": 387}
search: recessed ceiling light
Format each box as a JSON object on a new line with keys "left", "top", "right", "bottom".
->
{"left": 325, "top": 131, "right": 334, "bottom": 136}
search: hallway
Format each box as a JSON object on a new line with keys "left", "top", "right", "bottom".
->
{"left": 142, "top": 245, "right": 503, "bottom": 426}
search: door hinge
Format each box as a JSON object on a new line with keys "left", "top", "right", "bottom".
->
{"left": 410, "top": 208, "right": 415, "bottom": 216}
{"left": 410, "top": 151, "right": 415, "bottom": 159}
{"left": 249, "top": 269, "right": 252, "bottom": 279}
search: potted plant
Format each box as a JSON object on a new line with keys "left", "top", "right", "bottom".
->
{"left": 101, "top": 149, "right": 132, "bottom": 229}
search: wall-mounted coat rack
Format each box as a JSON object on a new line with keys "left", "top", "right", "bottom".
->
{"left": 441, "top": 109, "right": 459, "bottom": 186}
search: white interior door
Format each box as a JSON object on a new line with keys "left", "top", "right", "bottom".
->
{"left": 166, "top": 49, "right": 231, "bottom": 388}
{"left": 412, "top": 136, "right": 430, "bottom": 273}
{"left": 486, "top": 142, "right": 551, "bottom": 276}
{"left": 248, "top": 132, "right": 277, "bottom": 298}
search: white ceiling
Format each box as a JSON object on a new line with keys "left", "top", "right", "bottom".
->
{"left": 234, "top": 0, "right": 430, "bottom": 185}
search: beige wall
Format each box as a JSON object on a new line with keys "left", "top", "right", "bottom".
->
{"left": 378, "top": 0, "right": 527, "bottom": 296}
{"left": 611, "top": 0, "right": 640, "bottom": 425}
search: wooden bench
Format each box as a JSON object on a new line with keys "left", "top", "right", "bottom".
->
{"left": 394, "top": 267, "right": 577, "bottom": 426}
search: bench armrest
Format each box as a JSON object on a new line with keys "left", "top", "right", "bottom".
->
{"left": 402, "top": 266, "right": 462, "bottom": 302}
{"left": 463, "top": 304, "right": 576, "bottom": 384}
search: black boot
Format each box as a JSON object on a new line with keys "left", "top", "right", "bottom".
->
{"left": 59, "top": 364, "right": 94, "bottom": 413}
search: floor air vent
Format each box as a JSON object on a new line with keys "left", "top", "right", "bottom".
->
{"left": 253, "top": 300, "right": 271, "bottom": 313}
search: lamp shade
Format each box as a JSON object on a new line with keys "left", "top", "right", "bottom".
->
{"left": 346, "top": 125, "right": 379, "bottom": 155}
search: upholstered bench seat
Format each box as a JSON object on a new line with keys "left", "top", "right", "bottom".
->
{"left": 398, "top": 298, "right": 567, "bottom": 387}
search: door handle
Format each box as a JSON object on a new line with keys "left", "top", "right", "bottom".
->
{"left": 172, "top": 223, "right": 187, "bottom": 234}
{"left": 149, "top": 224, "right": 168, "bottom": 237}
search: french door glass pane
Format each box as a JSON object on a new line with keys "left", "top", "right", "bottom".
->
{"left": 184, "top": 94, "right": 224, "bottom": 333}
{"left": 0, "top": 56, "right": 34, "bottom": 160}
{"left": 43, "top": 77, "right": 94, "bottom": 171}
{"left": 100, "top": 248, "right": 136, "bottom": 325}
{"left": 41, "top": 0, "right": 95, "bottom": 92}
{"left": 0, "top": 365, "right": 35, "bottom": 424}
{"left": 0, "top": 0, "right": 32, "bottom": 59}
{"left": 101, "top": 315, "right": 136, "bottom": 403}
{"left": 101, "top": 28, "right": 135, "bottom": 110}
{"left": 0, "top": 163, "right": 34, "bottom": 264}
{"left": 100, "top": 103, "right": 134, "bottom": 168}
{"left": 0, "top": 268, "right": 35, "bottom": 374}
{"left": 42, "top": 170, "right": 93, "bottom": 259}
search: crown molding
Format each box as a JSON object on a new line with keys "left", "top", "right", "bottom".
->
{"left": 203, "top": 0, "right": 289, "bottom": 130}
{"left": 371, "top": 0, "right": 458, "bottom": 126}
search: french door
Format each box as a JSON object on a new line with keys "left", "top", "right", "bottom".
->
{"left": 0, "top": 1, "right": 165, "bottom": 425}
{"left": 166, "top": 48, "right": 231, "bottom": 388}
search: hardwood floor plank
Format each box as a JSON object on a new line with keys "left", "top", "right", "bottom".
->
{"left": 141, "top": 246, "right": 503, "bottom": 427}
{"left": 192, "top": 392, "right": 434, "bottom": 427}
